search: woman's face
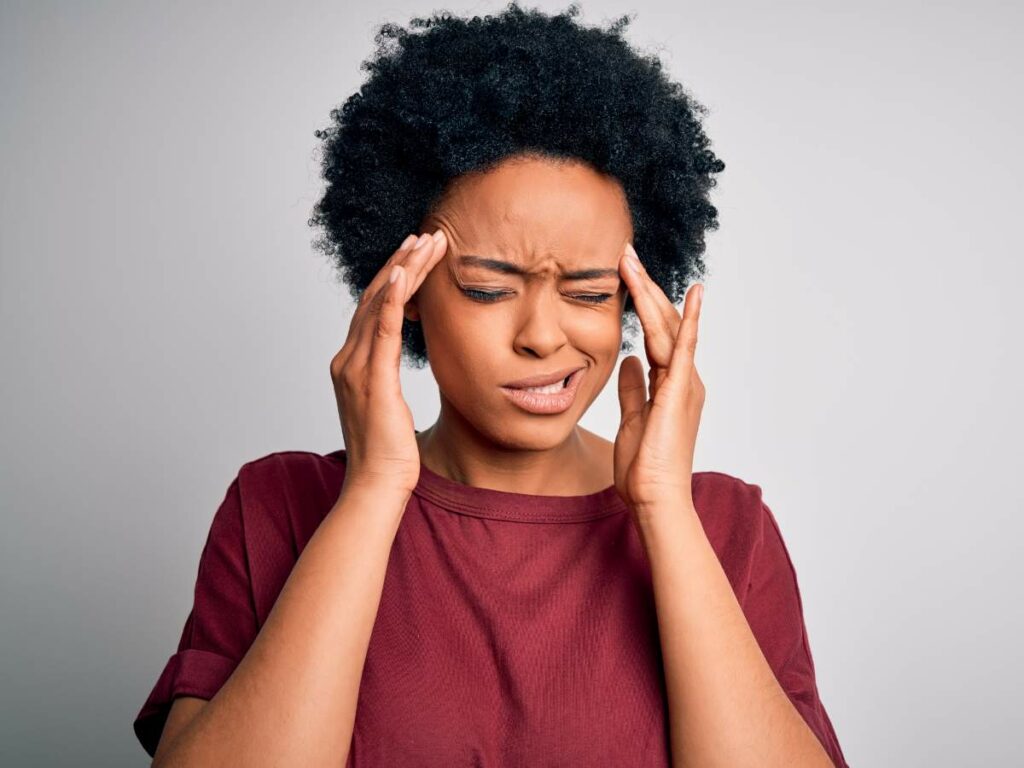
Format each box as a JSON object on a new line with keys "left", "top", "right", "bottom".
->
{"left": 407, "top": 155, "right": 634, "bottom": 450}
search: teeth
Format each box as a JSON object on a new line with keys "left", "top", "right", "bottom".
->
{"left": 521, "top": 377, "right": 568, "bottom": 394}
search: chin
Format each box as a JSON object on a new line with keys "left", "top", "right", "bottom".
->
{"left": 440, "top": 371, "right": 598, "bottom": 451}
{"left": 484, "top": 423, "right": 579, "bottom": 453}
{"left": 468, "top": 401, "right": 584, "bottom": 452}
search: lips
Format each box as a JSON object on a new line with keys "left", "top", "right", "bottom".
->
{"left": 498, "top": 367, "right": 586, "bottom": 415}
{"left": 501, "top": 365, "right": 586, "bottom": 390}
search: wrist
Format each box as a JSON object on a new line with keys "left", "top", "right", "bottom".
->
{"left": 633, "top": 494, "right": 698, "bottom": 531}
{"left": 336, "top": 480, "right": 412, "bottom": 517}
{"left": 631, "top": 486, "right": 694, "bottom": 514}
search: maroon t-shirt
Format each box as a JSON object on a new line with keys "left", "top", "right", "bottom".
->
{"left": 133, "top": 447, "right": 849, "bottom": 767}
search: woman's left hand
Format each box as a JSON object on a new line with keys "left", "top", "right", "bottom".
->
{"left": 613, "top": 242, "right": 706, "bottom": 522}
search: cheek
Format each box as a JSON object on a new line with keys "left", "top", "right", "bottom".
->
{"left": 422, "top": 298, "right": 486, "bottom": 350}
{"left": 417, "top": 295, "right": 496, "bottom": 381}
{"left": 572, "top": 311, "right": 623, "bottom": 354}
{"left": 414, "top": 279, "right": 457, "bottom": 348}
{"left": 422, "top": 314, "right": 500, "bottom": 408}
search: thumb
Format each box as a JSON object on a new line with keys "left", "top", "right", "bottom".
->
{"left": 368, "top": 265, "right": 407, "bottom": 388}
{"left": 617, "top": 355, "right": 647, "bottom": 425}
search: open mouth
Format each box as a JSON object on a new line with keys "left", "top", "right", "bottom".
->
{"left": 515, "top": 374, "right": 572, "bottom": 395}
{"left": 498, "top": 368, "right": 584, "bottom": 415}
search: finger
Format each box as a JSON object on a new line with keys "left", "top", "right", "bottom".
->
{"left": 357, "top": 228, "right": 446, "bottom": 350}
{"left": 345, "top": 268, "right": 396, "bottom": 372}
{"left": 619, "top": 243, "right": 678, "bottom": 368}
{"left": 344, "top": 233, "right": 420, "bottom": 349}
{"left": 367, "top": 264, "right": 408, "bottom": 391}
{"left": 350, "top": 232, "right": 434, "bottom": 353}
{"left": 365, "top": 233, "right": 421, "bottom": 302}
{"left": 352, "top": 233, "right": 426, "bottom": 325}
{"left": 665, "top": 282, "right": 704, "bottom": 385}
{"left": 400, "top": 229, "right": 448, "bottom": 301}
{"left": 397, "top": 232, "right": 420, "bottom": 251}
{"left": 617, "top": 354, "right": 647, "bottom": 423}
{"left": 615, "top": 355, "right": 647, "bottom": 481}
{"left": 626, "top": 242, "right": 688, "bottom": 327}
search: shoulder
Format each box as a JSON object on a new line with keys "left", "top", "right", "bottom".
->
{"left": 690, "top": 469, "right": 771, "bottom": 590}
{"left": 224, "top": 449, "right": 347, "bottom": 623}
{"left": 233, "top": 447, "right": 347, "bottom": 533}
{"left": 235, "top": 448, "right": 346, "bottom": 498}
{"left": 692, "top": 469, "right": 766, "bottom": 529}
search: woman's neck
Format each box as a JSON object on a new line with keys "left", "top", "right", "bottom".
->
{"left": 415, "top": 408, "right": 614, "bottom": 496}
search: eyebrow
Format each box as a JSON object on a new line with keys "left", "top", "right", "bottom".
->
{"left": 458, "top": 255, "right": 620, "bottom": 281}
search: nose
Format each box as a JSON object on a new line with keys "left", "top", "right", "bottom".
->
{"left": 511, "top": 286, "right": 569, "bottom": 358}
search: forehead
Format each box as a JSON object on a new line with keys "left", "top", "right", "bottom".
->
{"left": 437, "top": 157, "right": 633, "bottom": 267}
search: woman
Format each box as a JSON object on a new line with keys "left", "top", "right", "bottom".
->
{"left": 134, "top": 4, "right": 849, "bottom": 766}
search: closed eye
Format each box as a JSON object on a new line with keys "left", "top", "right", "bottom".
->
{"left": 461, "top": 289, "right": 614, "bottom": 304}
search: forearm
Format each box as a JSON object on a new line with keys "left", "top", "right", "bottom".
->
{"left": 154, "top": 484, "right": 408, "bottom": 768}
{"left": 636, "top": 501, "right": 834, "bottom": 768}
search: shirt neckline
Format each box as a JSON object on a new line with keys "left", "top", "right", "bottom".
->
{"left": 329, "top": 442, "right": 630, "bottom": 524}
{"left": 412, "top": 456, "right": 629, "bottom": 524}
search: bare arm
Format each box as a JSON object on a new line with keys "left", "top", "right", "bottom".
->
{"left": 613, "top": 246, "right": 839, "bottom": 766}
{"left": 638, "top": 501, "right": 834, "bottom": 768}
{"left": 151, "top": 230, "right": 446, "bottom": 766}
{"left": 152, "top": 483, "right": 409, "bottom": 768}
{"left": 153, "top": 697, "right": 205, "bottom": 765}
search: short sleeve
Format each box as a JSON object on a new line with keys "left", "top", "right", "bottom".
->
{"left": 742, "top": 498, "right": 850, "bottom": 768}
{"left": 133, "top": 474, "right": 260, "bottom": 758}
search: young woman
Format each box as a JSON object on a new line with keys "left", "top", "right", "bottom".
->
{"left": 134, "top": 4, "right": 849, "bottom": 766}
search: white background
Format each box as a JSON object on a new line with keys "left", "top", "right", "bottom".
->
{"left": 2, "top": 1, "right": 1022, "bottom": 764}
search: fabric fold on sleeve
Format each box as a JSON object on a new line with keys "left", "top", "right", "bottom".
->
{"left": 133, "top": 646, "right": 242, "bottom": 757}
{"left": 133, "top": 474, "right": 260, "bottom": 758}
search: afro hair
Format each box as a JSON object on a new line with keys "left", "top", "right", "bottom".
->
{"left": 309, "top": 1, "right": 725, "bottom": 367}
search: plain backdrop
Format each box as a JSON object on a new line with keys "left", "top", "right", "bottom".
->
{"left": 2, "top": 1, "right": 1022, "bottom": 765}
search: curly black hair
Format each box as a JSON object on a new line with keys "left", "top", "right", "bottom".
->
{"left": 309, "top": 1, "right": 724, "bottom": 368}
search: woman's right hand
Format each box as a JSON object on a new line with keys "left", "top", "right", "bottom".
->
{"left": 329, "top": 229, "right": 447, "bottom": 499}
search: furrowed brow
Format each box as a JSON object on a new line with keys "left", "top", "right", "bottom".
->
{"left": 458, "top": 255, "right": 619, "bottom": 280}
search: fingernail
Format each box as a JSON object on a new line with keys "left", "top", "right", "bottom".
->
{"left": 400, "top": 234, "right": 418, "bottom": 249}
{"left": 432, "top": 228, "right": 445, "bottom": 243}
{"left": 624, "top": 243, "right": 641, "bottom": 272}
{"left": 413, "top": 233, "right": 431, "bottom": 249}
